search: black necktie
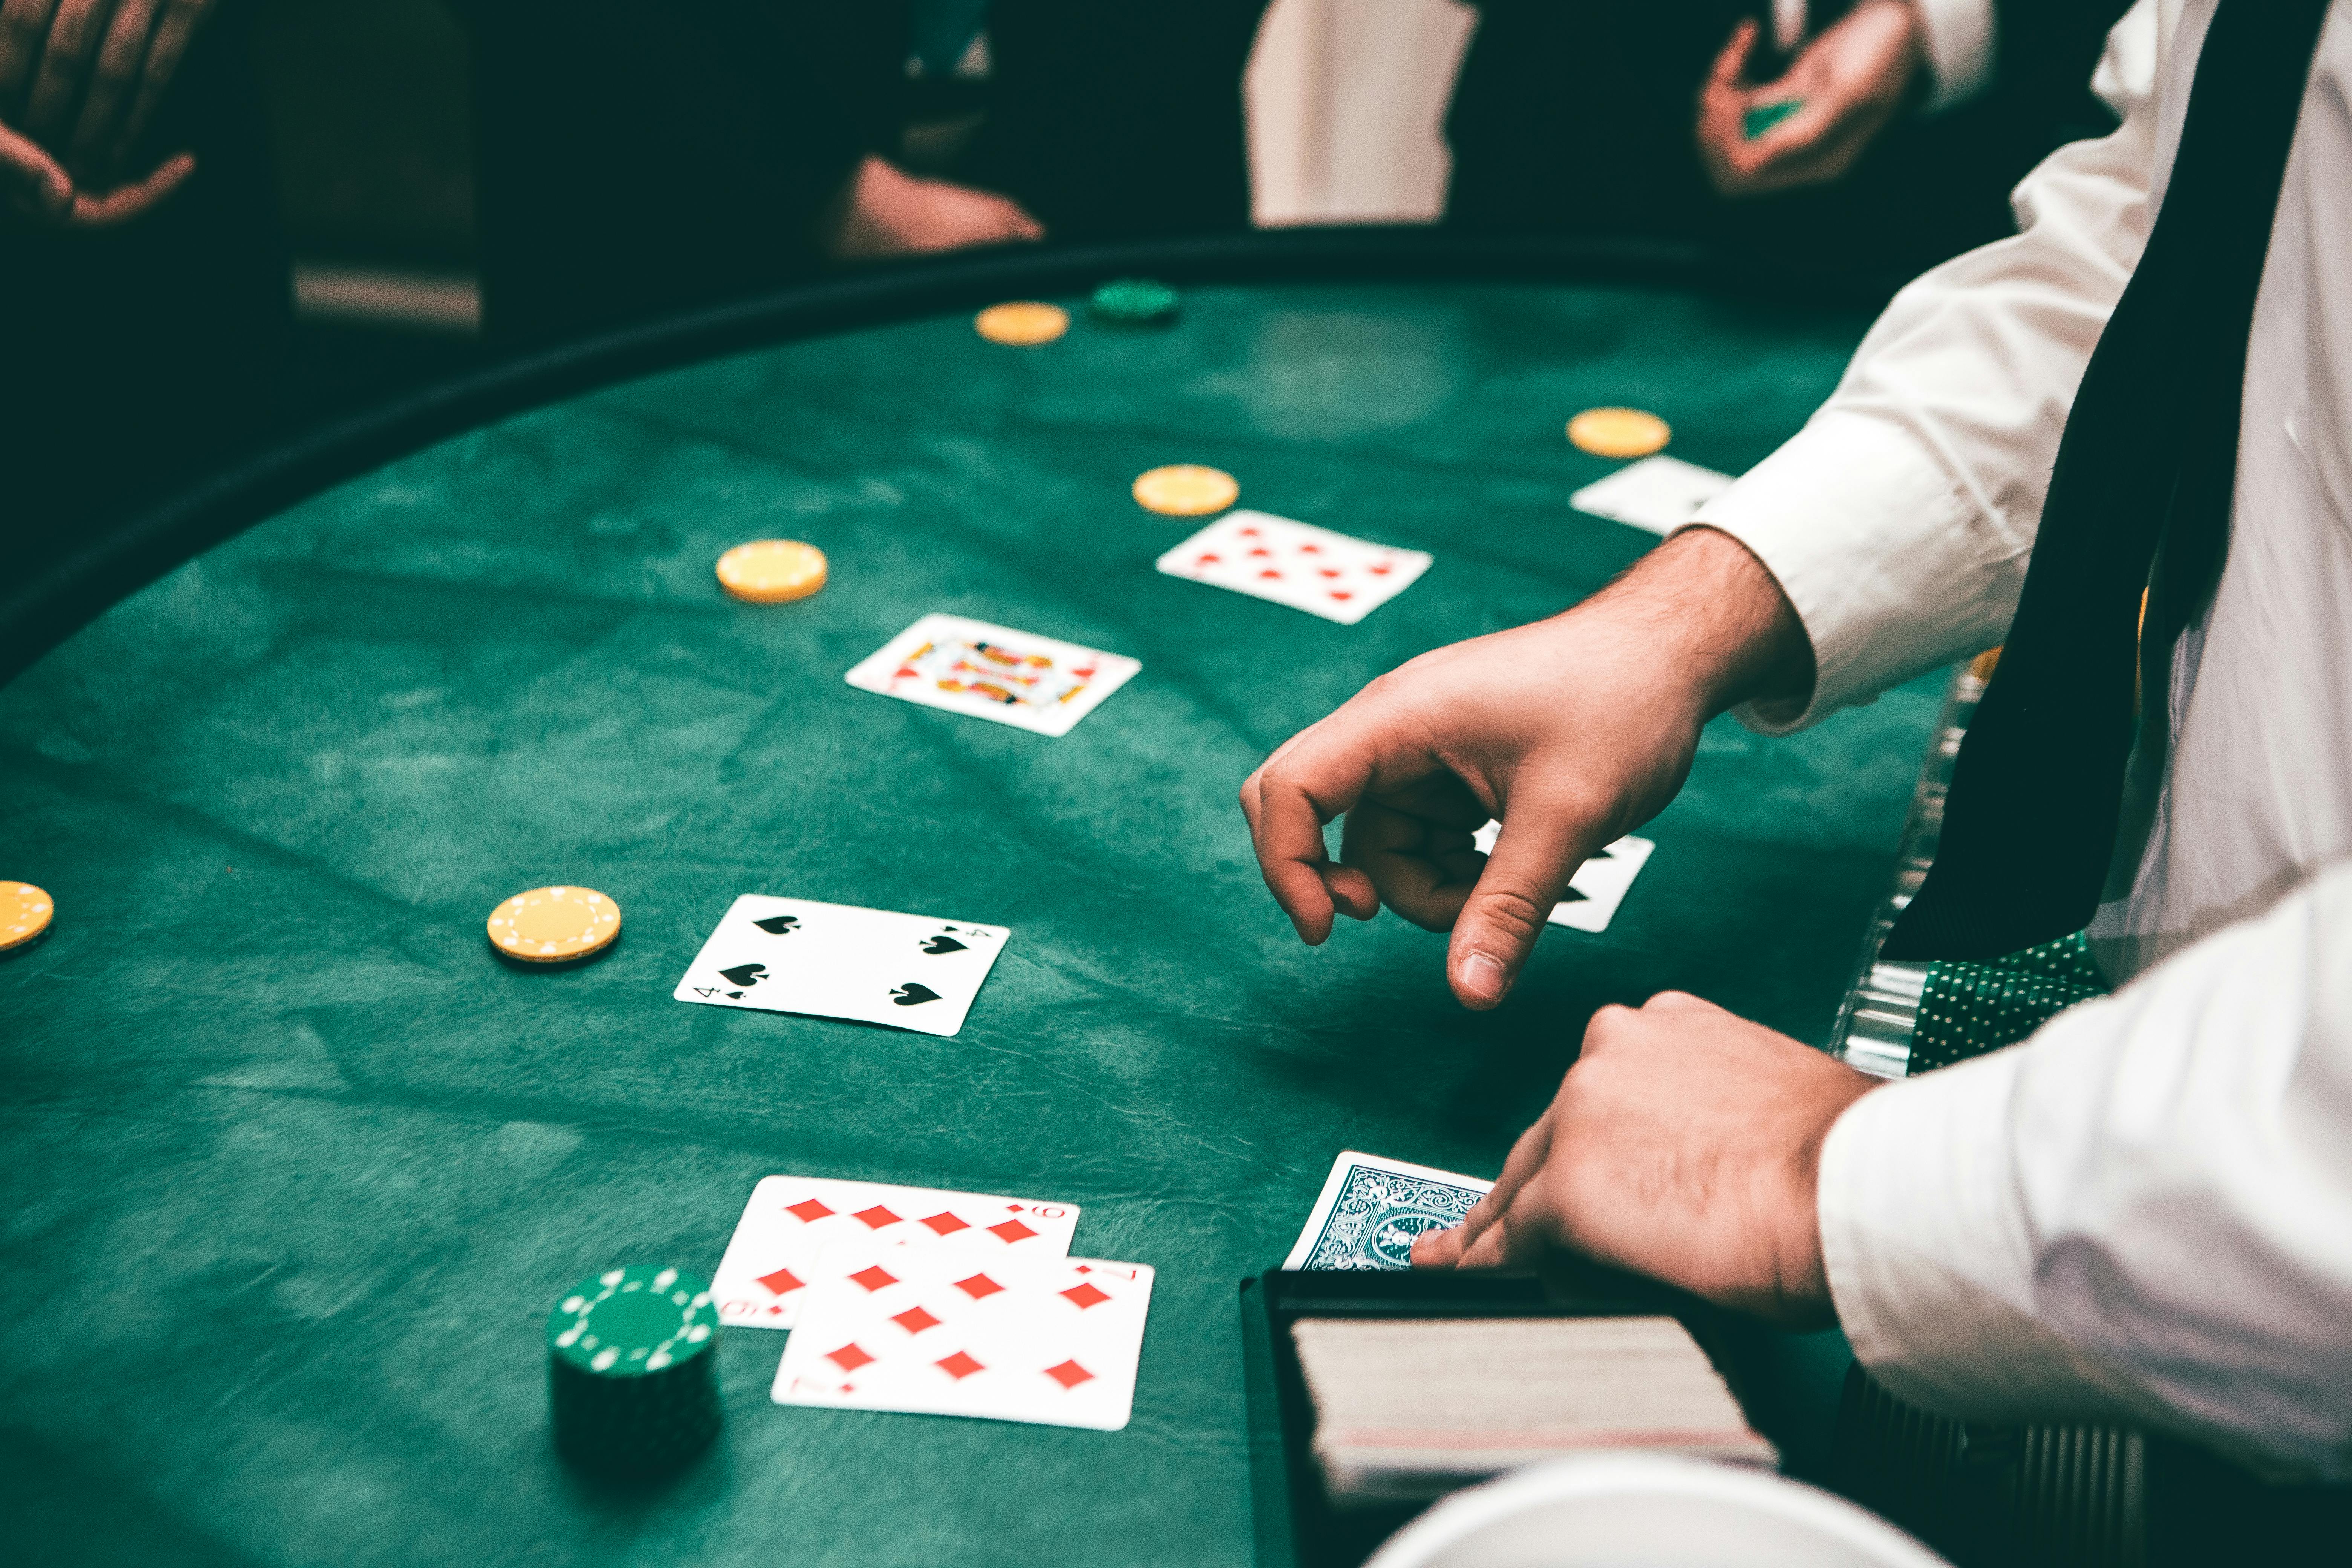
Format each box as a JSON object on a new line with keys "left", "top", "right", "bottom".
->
{"left": 1882, "top": 0, "right": 2332, "bottom": 963}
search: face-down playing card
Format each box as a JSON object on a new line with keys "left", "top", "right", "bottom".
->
{"left": 844, "top": 613, "right": 1140, "bottom": 737}
{"left": 1284, "top": 1150, "right": 1494, "bottom": 1271}
{"left": 1470, "top": 821, "right": 1655, "bottom": 934}
{"left": 710, "top": 1174, "right": 1081, "bottom": 1329}
{"left": 774, "top": 1245, "right": 1154, "bottom": 1432}
{"left": 673, "top": 894, "right": 1011, "bottom": 1038}
{"left": 1155, "top": 511, "right": 1432, "bottom": 625}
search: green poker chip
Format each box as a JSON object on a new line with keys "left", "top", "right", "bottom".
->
{"left": 1089, "top": 277, "right": 1180, "bottom": 326}
{"left": 547, "top": 1265, "right": 722, "bottom": 1475}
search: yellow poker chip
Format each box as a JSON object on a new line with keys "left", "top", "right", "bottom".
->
{"left": 488, "top": 886, "right": 621, "bottom": 965}
{"left": 974, "top": 301, "right": 1069, "bottom": 346}
{"left": 1567, "top": 407, "right": 1671, "bottom": 458}
{"left": 0, "top": 882, "right": 53, "bottom": 953}
{"left": 717, "top": 539, "right": 828, "bottom": 604}
{"left": 1132, "top": 464, "right": 1239, "bottom": 518}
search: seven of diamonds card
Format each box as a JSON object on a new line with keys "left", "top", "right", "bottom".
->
{"left": 711, "top": 1175, "right": 1081, "bottom": 1329}
{"left": 844, "top": 612, "right": 1141, "bottom": 737}
{"left": 1154, "top": 510, "right": 1432, "bottom": 625}
{"left": 673, "top": 894, "right": 1011, "bottom": 1037}
{"left": 774, "top": 1247, "right": 1154, "bottom": 1431}
{"left": 1284, "top": 1150, "right": 1494, "bottom": 1271}
{"left": 1471, "top": 821, "right": 1656, "bottom": 934}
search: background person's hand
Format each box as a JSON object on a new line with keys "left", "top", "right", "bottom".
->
{"left": 1239, "top": 527, "right": 1812, "bottom": 1010}
{"left": 1412, "top": 991, "right": 1880, "bottom": 1324}
{"left": 1696, "top": 0, "right": 1922, "bottom": 199}
{"left": 824, "top": 153, "right": 1045, "bottom": 260}
{"left": 0, "top": 0, "right": 213, "bottom": 229}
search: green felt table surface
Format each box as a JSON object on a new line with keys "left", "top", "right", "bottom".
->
{"left": 0, "top": 280, "right": 1942, "bottom": 1566}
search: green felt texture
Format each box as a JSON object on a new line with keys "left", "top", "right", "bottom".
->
{"left": 0, "top": 282, "right": 1938, "bottom": 1565}
{"left": 1911, "top": 932, "right": 2110, "bottom": 1075}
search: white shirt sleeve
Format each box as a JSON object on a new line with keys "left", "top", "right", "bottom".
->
{"left": 1692, "top": 0, "right": 2161, "bottom": 732}
{"left": 1817, "top": 858, "right": 2352, "bottom": 1479}
{"left": 1911, "top": 0, "right": 1997, "bottom": 109}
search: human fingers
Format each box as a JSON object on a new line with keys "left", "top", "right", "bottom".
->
{"left": 1243, "top": 715, "right": 1398, "bottom": 945}
{"left": 1413, "top": 1113, "right": 1553, "bottom": 1268}
{"left": 1337, "top": 791, "right": 1486, "bottom": 931}
{"left": 1705, "top": 17, "right": 1756, "bottom": 94}
{"left": 0, "top": 114, "right": 71, "bottom": 218}
{"left": 108, "top": 0, "right": 206, "bottom": 170}
{"left": 20, "top": 0, "right": 110, "bottom": 142}
{"left": 0, "top": 0, "right": 60, "bottom": 111}
{"left": 1445, "top": 797, "right": 1610, "bottom": 1009}
{"left": 60, "top": 145, "right": 188, "bottom": 226}
{"left": 66, "top": 0, "right": 154, "bottom": 178}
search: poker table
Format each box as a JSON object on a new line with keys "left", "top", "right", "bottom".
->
{"left": 0, "top": 233, "right": 1945, "bottom": 1566}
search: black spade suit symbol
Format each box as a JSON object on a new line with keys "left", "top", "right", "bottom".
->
{"left": 921, "top": 935, "right": 968, "bottom": 955}
{"left": 752, "top": 915, "right": 801, "bottom": 935}
{"left": 891, "top": 983, "right": 943, "bottom": 1006}
{"left": 719, "top": 962, "right": 768, "bottom": 987}
{"left": 1559, "top": 887, "right": 1590, "bottom": 903}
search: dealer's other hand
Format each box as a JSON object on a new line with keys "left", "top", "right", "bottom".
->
{"left": 1413, "top": 992, "right": 1880, "bottom": 1325}
{"left": 1239, "top": 526, "right": 1812, "bottom": 1010}
{"left": 0, "top": 0, "right": 213, "bottom": 230}
{"left": 1697, "top": 0, "right": 1921, "bottom": 199}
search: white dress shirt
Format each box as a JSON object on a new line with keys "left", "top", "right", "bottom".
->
{"left": 1695, "top": 0, "right": 2352, "bottom": 1479}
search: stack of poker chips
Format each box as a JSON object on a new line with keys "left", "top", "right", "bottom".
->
{"left": 547, "top": 1265, "right": 722, "bottom": 1475}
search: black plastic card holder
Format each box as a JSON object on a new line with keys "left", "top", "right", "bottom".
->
{"left": 1240, "top": 1266, "right": 1733, "bottom": 1568}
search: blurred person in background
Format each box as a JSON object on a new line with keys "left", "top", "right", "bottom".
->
{"left": 1, "top": 0, "right": 289, "bottom": 568}
{"left": 462, "top": 0, "right": 1267, "bottom": 347}
{"left": 1446, "top": 0, "right": 2132, "bottom": 286}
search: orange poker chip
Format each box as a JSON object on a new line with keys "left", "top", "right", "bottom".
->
{"left": 975, "top": 302, "right": 1069, "bottom": 346}
{"left": 0, "top": 882, "right": 53, "bottom": 953}
{"left": 1567, "top": 407, "right": 1671, "bottom": 458}
{"left": 1132, "top": 464, "right": 1239, "bottom": 517}
{"left": 487, "top": 886, "right": 621, "bottom": 965}
{"left": 717, "top": 539, "right": 828, "bottom": 603}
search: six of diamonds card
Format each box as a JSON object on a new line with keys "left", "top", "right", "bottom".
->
{"left": 711, "top": 1175, "right": 1081, "bottom": 1329}
{"left": 774, "top": 1246, "right": 1155, "bottom": 1432}
{"left": 1155, "top": 510, "right": 1432, "bottom": 625}
{"left": 844, "top": 612, "right": 1141, "bottom": 737}
{"left": 673, "top": 894, "right": 1011, "bottom": 1037}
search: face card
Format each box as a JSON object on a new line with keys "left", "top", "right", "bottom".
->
{"left": 1284, "top": 1150, "right": 1494, "bottom": 1271}
{"left": 1470, "top": 821, "right": 1655, "bottom": 934}
{"left": 710, "top": 1175, "right": 1080, "bottom": 1329}
{"left": 1154, "top": 510, "right": 1432, "bottom": 625}
{"left": 673, "top": 894, "right": 1012, "bottom": 1038}
{"left": 844, "top": 613, "right": 1140, "bottom": 737}
{"left": 1569, "top": 455, "right": 1735, "bottom": 536}
{"left": 773, "top": 1249, "right": 1154, "bottom": 1432}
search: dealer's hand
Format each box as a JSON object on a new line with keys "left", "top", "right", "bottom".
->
{"left": 1413, "top": 991, "right": 1880, "bottom": 1325}
{"left": 1696, "top": 0, "right": 1922, "bottom": 199}
{"left": 1239, "top": 526, "right": 1813, "bottom": 1010}
{"left": 1, "top": 0, "right": 212, "bottom": 229}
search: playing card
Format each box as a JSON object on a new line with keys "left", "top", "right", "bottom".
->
{"left": 673, "top": 894, "right": 1012, "bottom": 1038}
{"left": 1284, "top": 1151, "right": 1493, "bottom": 1271}
{"left": 1471, "top": 821, "right": 1655, "bottom": 934}
{"left": 844, "top": 613, "right": 1140, "bottom": 737}
{"left": 1154, "top": 510, "right": 1432, "bottom": 625}
{"left": 774, "top": 1247, "right": 1154, "bottom": 1432}
{"left": 1569, "top": 455, "right": 1735, "bottom": 536}
{"left": 710, "top": 1174, "right": 1080, "bottom": 1329}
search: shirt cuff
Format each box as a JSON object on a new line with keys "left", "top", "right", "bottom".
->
{"left": 1911, "top": 0, "right": 1997, "bottom": 111}
{"left": 1819, "top": 1047, "right": 2147, "bottom": 1424}
{"left": 1687, "top": 409, "right": 2011, "bottom": 734}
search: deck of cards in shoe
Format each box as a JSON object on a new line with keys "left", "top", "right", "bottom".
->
{"left": 673, "top": 894, "right": 1011, "bottom": 1037}
{"left": 1155, "top": 511, "right": 1432, "bottom": 625}
{"left": 844, "top": 612, "right": 1140, "bottom": 736}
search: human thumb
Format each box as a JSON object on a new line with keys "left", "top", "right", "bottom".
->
{"left": 1447, "top": 814, "right": 1597, "bottom": 1009}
